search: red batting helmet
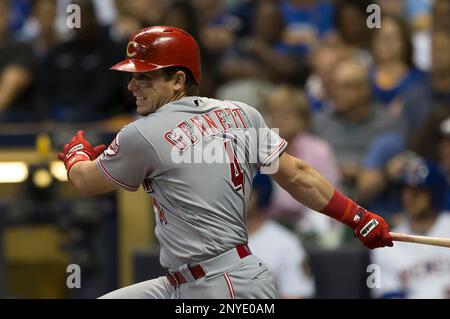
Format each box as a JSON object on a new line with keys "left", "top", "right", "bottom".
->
{"left": 110, "top": 26, "right": 201, "bottom": 84}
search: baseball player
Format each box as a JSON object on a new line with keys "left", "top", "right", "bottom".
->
{"left": 58, "top": 26, "right": 393, "bottom": 299}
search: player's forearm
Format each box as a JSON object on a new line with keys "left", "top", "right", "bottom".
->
{"left": 69, "top": 161, "right": 97, "bottom": 195}
{"left": 284, "top": 161, "right": 363, "bottom": 226}
{"left": 273, "top": 153, "right": 360, "bottom": 226}
{"left": 68, "top": 161, "right": 117, "bottom": 196}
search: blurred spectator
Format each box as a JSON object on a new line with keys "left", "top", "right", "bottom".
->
{"left": 377, "top": 0, "right": 432, "bottom": 31}
{"left": 356, "top": 30, "right": 450, "bottom": 213}
{"left": 264, "top": 85, "right": 341, "bottom": 244}
{"left": 35, "top": 0, "right": 127, "bottom": 122}
{"left": 92, "top": 0, "right": 117, "bottom": 27}
{"left": 333, "top": 0, "right": 374, "bottom": 66}
{"left": 377, "top": 0, "right": 433, "bottom": 71}
{"left": 161, "top": 0, "right": 219, "bottom": 97}
{"left": 218, "top": 0, "right": 309, "bottom": 107}
{"left": 437, "top": 119, "right": 450, "bottom": 210}
{"left": 407, "top": 107, "right": 450, "bottom": 209}
{"left": 54, "top": 0, "right": 118, "bottom": 40}
{"left": 407, "top": 0, "right": 433, "bottom": 72}
{"left": 117, "top": 0, "right": 162, "bottom": 26}
{"left": 438, "top": 118, "right": 450, "bottom": 178}
{"left": 371, "top": 156, "right": 450, "bottom": 299}
{"left": 356, "top": 131, "right": 405, "bottom": 216}
{"left": 362, "top": 109, "right": 450, "bottom": 217}
{"left": 194, "top": 0, "right": 230, "bottom": 24}
{"left": 20, "top": 0, "right": 60, "bottom": 59}
{"left": 405, "top": 0, "right": 432, "bottom": 31}
{"left": 227, "top": 0, "right": 258, "bottom": 39}
{"left": 314, "top": 59, "right": 397, "bottom": 196}
{"left": 194, "top": 0, "right": 237, "bottom": 54}
{"left": 376, "top": 0, "right": 403, "bottom": 16}
{"left": 431, "top": 31, "right": 450, "bottom": 107}
{"left": 281, "top": 0, "right": 336, "bottom": 55}
{"left": 9, "top": 0, "right": 33, "bottom": 33}
{"left": 371, "top": 14, "right": 432, "bottom": 138}
{"left": 410, "top": 106, "right": 450, "bottom": 164}
{"left": 371, "top": 14, "right": 424, "bottom": 105}
{"left": 432, "top": 0, "right": 450, "bottom": 32}
{"left": 220, "top": 0, "right": 305, "bottom": 83}
{"left": 0, "top": 0, "right": 34, "bottom": 122}
{"left": 111, "top": 0, "right": 163, "bottom": 42}
{"left": 247, "top": 173, "right": 315, "bottom": 299}
{"left": 305, "top": 43, "right": 347, "bottom": 112}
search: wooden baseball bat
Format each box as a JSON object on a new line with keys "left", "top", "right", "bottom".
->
{"left": 390, "top": 232, "right": 450, "bottom": 248}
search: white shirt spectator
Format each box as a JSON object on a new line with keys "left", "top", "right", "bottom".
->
{"left": 371, "top": 213, "right": 450, "bottom": 299}
{"left": 248, "top": 220, "right": 315, "bottom": 298}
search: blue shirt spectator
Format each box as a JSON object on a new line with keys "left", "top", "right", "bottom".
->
{"left": 280, "top": 0, "right": 335, "bottom": 55}
{"left": 361, "top": 132, "right": 406, "bottom": 216}
{"left": 9, "top": 0, "right": 32, "bottom": 33}
{"left": 370, "top": 68, "right": 428, "bottom": 106}
{"left": 280, "top": 0, "right": 335, "bottom": 37}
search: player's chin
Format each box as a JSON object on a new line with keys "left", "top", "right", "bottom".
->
{"left": 136, "top": 105, "right": 155, "bottom": 116}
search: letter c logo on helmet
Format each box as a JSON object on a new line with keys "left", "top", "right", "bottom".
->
{"left": 126, "top": 41, "right": 139, "bottom": 58}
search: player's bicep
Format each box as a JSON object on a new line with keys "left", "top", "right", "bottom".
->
{"left": 70, "top": 160, "right": 119, "bottom": 195}
{"left": 270, "top": 152, "right": 302, "bottom": 186}
{"left": 242, "top": 104, "right": 287, "bottom": 171}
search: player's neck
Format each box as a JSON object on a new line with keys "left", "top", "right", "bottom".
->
{"left": 171, "top": 91, "right": 188, "bottom": 103}
{"left": 409, "top": 211, "right": 438, "bottom": 235}
{"left": 157, "top": 92, "right": 188, "bottom": 111}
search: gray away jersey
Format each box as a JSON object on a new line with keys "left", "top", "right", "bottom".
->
{"left": 97, "top": 96, "right": 287, "bottom": 269}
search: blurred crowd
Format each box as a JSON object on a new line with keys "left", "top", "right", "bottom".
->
{"left": 1, "top": 0, "right": 450, "bottom": 298}
{"left": 2, "top": 0, "right": 450, "bottom": 239}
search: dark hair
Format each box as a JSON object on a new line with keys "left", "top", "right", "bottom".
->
{"left": 162, "top": 0, "right": 200, "bottom": 40}
{"left": 30, "top": 0, "right": 56, "bottom": 10}
{"left": 409, "top": 105, "right": 450, "bottom": 160}
{"left": 334, "top": 0, "right": 374, "bottom": 47}
{"left": 162, "top": 66, "right": 199, "bottom": 96}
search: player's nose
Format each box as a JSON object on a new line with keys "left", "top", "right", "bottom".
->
{"left": 127, "top": 77, "right": 139, "bottom": 92}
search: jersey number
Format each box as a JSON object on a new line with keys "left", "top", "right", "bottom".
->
{"left": 224, "top": 140, "right": 244, "bottom": 193}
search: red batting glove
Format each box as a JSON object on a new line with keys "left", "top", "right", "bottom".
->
{"left": 321, "top": 190, "right": 393, "bottom": 249}
{"left": 58, "top": 130, "right": 107, "bottom": 175}
{"left": 349, "top": 207, "right": 393, "bottom": 249}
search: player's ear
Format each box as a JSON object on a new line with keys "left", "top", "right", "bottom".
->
{"left": 173, "top": 70, "right": 186, "bottom": 92}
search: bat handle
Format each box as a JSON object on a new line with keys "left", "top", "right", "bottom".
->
{"left": 390, "top": 232, "right": 450, "bottom": 248}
